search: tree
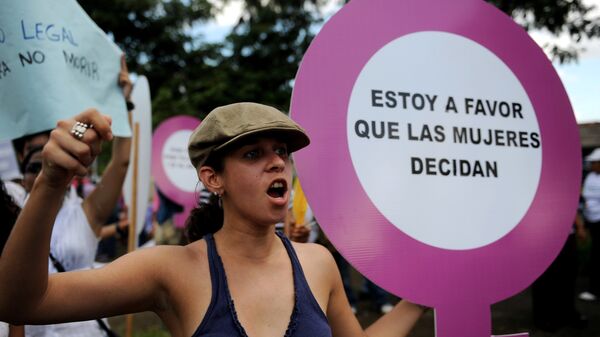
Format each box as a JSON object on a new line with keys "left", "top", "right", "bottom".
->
{"left": 78, "top": 0, "right": 220, "bottom": 124}
{"left": 175, "top": 0, "right": 327, "bottom": 114}
{"left": 489, "top": 0, "right": 600, "bottom": 62}
{"left": 80, "top": 0, "right": 599, "bottom": 125}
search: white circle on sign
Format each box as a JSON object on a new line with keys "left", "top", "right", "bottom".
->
{"left": 162, "top": 130, "right": 198, "bottom": 193}
{"left": 347, "top": 31, "right": 542, "bottom": 250}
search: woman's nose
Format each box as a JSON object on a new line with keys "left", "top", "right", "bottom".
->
{"left": 266, "top": 151, "right": 285, "bottom": 172}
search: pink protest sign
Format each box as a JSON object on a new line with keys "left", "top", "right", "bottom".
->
{"left": 152, "top": 115, "right": 201, "bottom": 228}
{"left": 290, "top": 0, "right": 581, "bottom": 336}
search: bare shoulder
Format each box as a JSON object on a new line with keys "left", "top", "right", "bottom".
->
{"left": 120, "top": 240, "right": 208, "bottom": 263}
{"left": 289, "top": 242, "right": 338, "bottom": 312}
{"left": 150, "top": 239, "right": 209, "bottom": 273}
{"left": 290, "top": 242, "right": 338, "bottom": 282}
{"left": 107, "top": 239, "right": 210, "bottom": 286}
{"left": 291, "top": 242, "right": 335, "bottom": 265}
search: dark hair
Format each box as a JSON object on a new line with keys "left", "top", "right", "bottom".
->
{"left": 184, "top": 152, "right": 225, "bottom": 243}
{"left": 12, "top": 130, "right": 50, "bottom": 159}
{"left": 0, "top": 181, "right": 20, "bottom": 255}
{"left": 20, "top": 145, "right": 44, "bottom": 174}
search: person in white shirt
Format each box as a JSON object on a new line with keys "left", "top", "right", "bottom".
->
{"left": 580, "top": 148, "right": 600, "bottom": 301}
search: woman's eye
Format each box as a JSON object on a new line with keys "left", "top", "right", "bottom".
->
{"left": 275, "top": 146, "right": 288, "bottom": 157}
{"left": 243, "top": 150, "right": 259, "bottom": 159}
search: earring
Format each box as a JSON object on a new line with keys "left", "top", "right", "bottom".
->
{"left": 214, "top": 192, "right": 222, "bottom": 208}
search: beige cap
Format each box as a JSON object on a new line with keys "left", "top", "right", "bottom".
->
{"left": 188, "top": 102, "right": 310, "bottom": 168}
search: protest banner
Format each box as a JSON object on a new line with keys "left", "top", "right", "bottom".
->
{"left": 152, "top": 116, "right": 201, "bottom": 228}
{"left": 291, "top": 0, "right": 581, "bottom": 336}
{"left": 0, "top": 0, "right": 130, "bottom": 141}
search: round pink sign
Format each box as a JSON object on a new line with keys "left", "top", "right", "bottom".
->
{"left": 291, "top": 0, "right": 581, "bottom": 336}
{"left": 152, "top": 115, "right": 201, "bottom": 228}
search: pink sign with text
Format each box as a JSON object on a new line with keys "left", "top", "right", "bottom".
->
{"left": 291, "top": 0, "right": 581, "bottom": 336}
{"left": 152, "top": 115, "right": 201, "bottom": 228}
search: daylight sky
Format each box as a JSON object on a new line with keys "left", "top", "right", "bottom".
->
{"left": 203, "top": 0, "right": 600, "bottom": 123}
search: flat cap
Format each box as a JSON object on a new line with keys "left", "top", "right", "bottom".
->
{"left": 188, "top": 102, "right": 310, "bottom": 168}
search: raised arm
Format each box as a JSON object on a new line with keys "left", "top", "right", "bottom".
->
{"left": 0, "top": 110, "right": 167, "bottom": 325}
{"left": 84, "top": 55, "right": 133, "bottom": 235}
{"left": 0, "top": 110, "right": 109, "bottom": 318}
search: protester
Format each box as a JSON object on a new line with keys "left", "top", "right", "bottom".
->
{"left": 0, "top": 103, "right": 425, "bottom": 337}
{"left": 531, "top": 203, "right": 588, "bottom": 331}
{"left": 284, "top": 178, "right": 317, "bottom": 243}
{"left": 1, "top": 171, "right": 25, "bottom": 209}
{"left": 0, "top": 180, "right": 25, "bottom": 337}
{"left": 580, "top": 148, "right": 600, "bottom": 302}
{"left": 13, "top": 55, "right": 133, "bottom": 337}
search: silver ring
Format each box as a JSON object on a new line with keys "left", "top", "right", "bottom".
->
{"left": 70, "top": 121, "right": 89, "bottom": 140}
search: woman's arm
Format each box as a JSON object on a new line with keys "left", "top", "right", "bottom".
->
{"left": 84, "top": 135, "right": 130, "bottom": 236}
{"left": 100, "top": 221, "right": 127, "bottom": 240}
{"left": 0, "top": 109, "right": 112, "bottom": 320}
{"left": 83, "top": 56, "right": 133, "bottom": 236}
{"left": 22, "top": 246, "right": 170, "bottom": 325}
{"left": 364, "top": 301, "right": 425, "bottom": 337}
{"left": 0, "top": 110, "right": 172, "bottom": 325}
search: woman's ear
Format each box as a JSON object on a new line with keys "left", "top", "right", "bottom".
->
{"left": 199, "top": 166, "right": 223, "bottom": 194}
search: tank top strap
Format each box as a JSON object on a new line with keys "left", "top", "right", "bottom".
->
{"left": 205, "top": 233, "right": 222, "bottom": 297}
{"left": 276, "top": 231, "right": 306, "bottom": 286}
{"left": 191, "top": 233, "right": 227, "bottom": 336}
{"left": 192, "top": 232, "right": 331, "bottom": 337}
{"left": 275, "top": 231, "right": 328, "bottom": 322}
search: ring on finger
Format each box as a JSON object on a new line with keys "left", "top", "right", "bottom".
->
{"left": 70, "top": 121, "right": 93, "bottom": 140}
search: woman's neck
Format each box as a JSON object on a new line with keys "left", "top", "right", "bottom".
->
{"left": 214, "top": 221, "right": 281, "bottom": 262}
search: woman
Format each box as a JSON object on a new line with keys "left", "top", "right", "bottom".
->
{"left": 0, "top": 103, "right": 424, "bottom": 337}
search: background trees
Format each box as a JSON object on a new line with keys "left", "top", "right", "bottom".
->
{"left": 78, "top": 0, "right": 599, "bottom": 123}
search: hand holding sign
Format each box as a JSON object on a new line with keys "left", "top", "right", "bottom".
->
{"left": 0, "top": 0, "right": 130, "bottom": 141}
{"left": 291, "top": 0, "right": 581, "bottom": 336}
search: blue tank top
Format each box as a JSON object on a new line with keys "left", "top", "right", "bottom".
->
{"left": 191, "top": 231, "right": 332, "bottom": 337}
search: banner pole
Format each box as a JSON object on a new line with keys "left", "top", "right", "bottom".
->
{"left": 125, "top": 122, "right": 140, "bottom": 337}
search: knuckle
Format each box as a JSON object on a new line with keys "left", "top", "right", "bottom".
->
{"left": 84, "top": 108, "right": 99, "bottom": 117}
{"left": 56, "top": 119, "right": 70, "bottom": 129}
{"left": 87, "top": 129, "right": 99, "bottom": 141}
{"left": 41, "top": 144, "right": 52, "bottom": 158}
{"left": 49, "top": 128, "right": 61, "bottom": 139}
{"left": 65, "top": 160, "right": 78, "bottom": 171}
{"left": 76, "top": 146, "right": 91, "bottom": 158}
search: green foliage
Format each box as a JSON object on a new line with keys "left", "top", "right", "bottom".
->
{"left": 488, "top": 0, "right": 600, "bottom": 62}
{"left": 146, "top": 0, "right": 329, "bottom": 121}
{"left": 79, "top": 0, "right": 599, "bottom": 131}
{"left": 79, "top": 0, "right": 220, "bottom": 126}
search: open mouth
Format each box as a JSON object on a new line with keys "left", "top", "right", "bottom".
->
{"left": 267, "top": 179, "right": 287, "bottom": 199}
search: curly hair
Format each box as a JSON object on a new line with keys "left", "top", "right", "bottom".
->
{"left": 184, "top": 152, "right": 225, "bottom": 243}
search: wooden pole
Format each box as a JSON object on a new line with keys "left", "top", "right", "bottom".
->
{"left": 125, "top": 122, "right": 140, "bottom": 337}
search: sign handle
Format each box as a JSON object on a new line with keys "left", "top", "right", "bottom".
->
{"left": 435, "top": 304, "right": 529, "bottom": 337}
{"left": 435, "top": 303, "right": 490, "bottom": 337}
{"left": 125, "top": 122, "right": 140, "bottom": 337}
